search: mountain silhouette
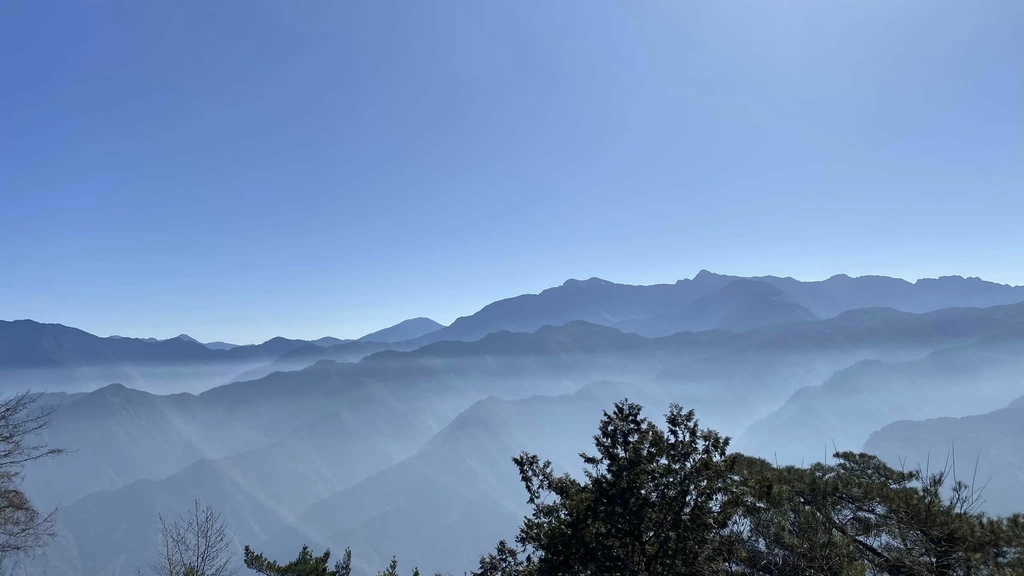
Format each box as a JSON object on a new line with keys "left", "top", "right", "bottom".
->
{"left": 358, "top": 317, "right": 444, "bottom": 343}
{"left": 615, "top": 279, "right": 818, "bottom": 336}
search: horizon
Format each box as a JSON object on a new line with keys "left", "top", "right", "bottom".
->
{"left": 3, "top": 1, "right": 1022, "bottom": 343}
{"left": 6, "top": 268, "right": 1022, "bottom": 345}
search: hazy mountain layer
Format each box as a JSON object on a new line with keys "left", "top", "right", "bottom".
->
{"left": 47, "top": 387, "right": 448, "bottom": 576}
{"left": 864, "top": 396, "right": 1024, "bottom": 516}
{"left": 8, "top": 272, "right": 1024, "bottom": 395}
{"left": 264, "top": 383, "right": 631, "bottom": 576}
{"left": 10, "top": 272, "right": 1024, "bottom": 576}
{"left": 737, "top": 329, "right": 1024, "bottom": 464}
{"left": 230, "top": 272, "right": 1024, "bottom": 382}
{"left": 22, "top": 299, "right": 1024, "bottom": 576}
{"left": 0, "top": 320, "right": 311, "bottom": 393}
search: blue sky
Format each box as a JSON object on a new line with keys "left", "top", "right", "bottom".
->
{"left": 1, "top": 1, "right": 1021, "bottom": 343}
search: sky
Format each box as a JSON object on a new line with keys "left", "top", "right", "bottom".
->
{"left": 1, "top": 1, "right": 1022, "bottom": 344}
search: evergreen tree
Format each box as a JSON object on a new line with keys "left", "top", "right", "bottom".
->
{"left": 243, "top": 545, "right": 351, "bottom": 576}
{"left": 478, "top": 400, "right": 735, "bottom": 576}
{"left": 478, "top": 399, "right": 1024, "bottom": 576}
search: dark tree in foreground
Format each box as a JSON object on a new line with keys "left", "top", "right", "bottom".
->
{"left": 476, "top": 399, "right": 1024, "bottom": 576}
{"left": 728, "top": 451, "right": 1024, "bottom": 575}
{"left": 0, "top": 391, "right": 66, "bottom": 573}
{"left": 478, "top": 400, "right": 735, "bottom": 576}
{"left": 244, "top": 544, "right": 351, "bottom": 576}
{"left": 244, "top": 546, "right": 434, "bottom": 576}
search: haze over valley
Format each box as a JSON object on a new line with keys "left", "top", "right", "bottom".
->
{"left": 4, "top": 271, "right": 1024, "bottom": 575}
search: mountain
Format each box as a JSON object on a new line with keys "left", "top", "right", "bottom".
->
{"left": 615, "top": 279, "right": 818, "bottom": 337}
{"left": 29, "top": 302, "right": 1024, "bottom": 574}
{"left": 162, "top": 334, "right": 341, "bottom": 350}
{"left": 26, "top": 322, "right": 667, "bottom": 511}
{"left": 107, "top": 335, "right": 160, "bottom": 342}
{"left": 229, "top": 339, "right": 401, "bottom": 383}
{"left": 0, "top": 320, "right": 313, "bottom": 393}
{"left": 34, "top": 302, "right": 1024, "bottom": 517}
{"left": 311, "top": 336, "right": 349, "bottom": 347}
{"left": 46, "top": 386, "right": 445, "bottom": 576}
{"left": 735, "top": 309, "right": 1024, "bottom": 464}
{"left": 16, "top": 282, "right": 1024, "bottom": 576}
{"left": 407, "top": 273, "right": 733, "bottom": 345}
{"left": 863, "top": 396, "right": 1024, "bottom": 516}
{"left": 31, "top": 322, "right": 691, "bottom": 576}
{"left": 27, "top": 384, "right": 213, "bottom": 509}
{"left": 260, "top": 383, "right": 637, "bottom": 576}
{"left": 227, "top": 276, "right": 734, "bottom": 381}
{"left": 110, "top": 334, "right": 241, "bottom": 350}
{"left": 358, "top": 318, "right": 444, "bottom": 343}
{"left": 43, "top": 382, "right": 637, "bottom": 576}
{"left": 270, "top": 272, "right": 1024, "bottom": 371}
{"left": 745, "top": 273, "right": 1024, "bottom": 318}
{"left": 8, "top": 272, "right": 1024, "bottom": 393}
{"left": 203, "top": 340, "right": 239, "bottom": 350}
{"left": 420, "top": 271, "right": 1024, "bottom": 344}
{"left": 218, "top": 272, "right": 1024, "bottom": 385}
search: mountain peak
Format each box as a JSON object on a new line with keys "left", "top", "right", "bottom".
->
{"left": 561, "top": 277, "right": 613, "bottom": 288}
{"left": 693, "top": 269, "right": 726, "bottom": 282}
{"left": 358, "top": 317, "right": 444, "bottom": 343}
{"left": 94, "top": 382, "right": 134, "bottom": 397}
{"left": 173, "top": 334, "right": 199, "bottom": 343}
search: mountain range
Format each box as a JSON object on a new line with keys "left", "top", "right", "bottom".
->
{"left": 6, "top": 270, "right": 1024, "bottom": 576}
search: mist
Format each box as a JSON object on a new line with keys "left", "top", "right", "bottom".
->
{"left": 1, "top": 273, "right": 1020, "bottom": 575}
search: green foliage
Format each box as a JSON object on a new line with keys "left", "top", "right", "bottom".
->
{"left": 243, "top": 546, "right": 437, "bottom": 576}
{"left": 493, "top": 400, "right": 734, "bottom": 576}
{"left": 476, "top": 399, "right": 1024, "bottom": 576}
{"left": 726, "top": 451, "right": 1024, "bottom": 575}
{"left": 473, "top": 540, "right": 528, "bottom": 576}
{"left": 243, "top": 544, "right": 351, "bottom": 576}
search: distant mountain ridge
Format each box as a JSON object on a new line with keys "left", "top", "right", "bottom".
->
{"left": 387, "top": 271, "right": 1024, "bottom": 348}
{"left": 230, "top": 318, "right": 445, "bottom": 383}
{"left": 358, "top": 317, "right": 443, "bottom": 343}
{"left": 231, "top": 271, "right": 1024, "bottom": 382}
{"left": 0, "top": 320, "right": 315, "bottom": 392}
{"left": 7, "top": 271, "right": 1024, "bottom": 394}
{"left": 615, "top": 279, "right": 819, "bottom": 336}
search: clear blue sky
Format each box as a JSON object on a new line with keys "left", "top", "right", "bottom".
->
{"left": 2, "top": 1, "right": 1021, "bottom": 343}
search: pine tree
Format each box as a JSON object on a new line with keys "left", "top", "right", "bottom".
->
{"left": 243, "top": 545, "right": 351, "bottom": 576}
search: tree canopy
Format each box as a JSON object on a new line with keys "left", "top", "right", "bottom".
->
{"left": 473, "top": 399, "right": 1024, "bottom": 576}
{"left": 243, "top": 544, "right": 352, "bottom": 576}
